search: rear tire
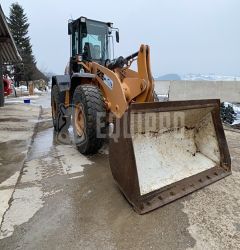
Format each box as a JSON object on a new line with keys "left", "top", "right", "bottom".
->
{"left": 72, "top": 84, "right": 106, "bottom": 155}
{"left": 51, "top": 85, "right": 71, "bottom": 132}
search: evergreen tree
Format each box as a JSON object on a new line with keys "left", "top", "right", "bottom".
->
{"left": 8, "top": 3, "right": 46, "bottom": 84}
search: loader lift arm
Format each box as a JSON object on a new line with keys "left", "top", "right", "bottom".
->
{"left": 90, "top": 44, "right": 155, "bottom": 118}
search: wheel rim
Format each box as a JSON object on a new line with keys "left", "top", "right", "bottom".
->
{"left": 75, "top": 104, "right": 85, "bottom": 136}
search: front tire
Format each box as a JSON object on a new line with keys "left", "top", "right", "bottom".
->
{"left": 72, "top": 84, "right": 106, "bottom": 154}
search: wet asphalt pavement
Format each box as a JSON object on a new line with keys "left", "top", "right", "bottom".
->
{"left": 0, "top": 93, "right": 240, "bottom": 250}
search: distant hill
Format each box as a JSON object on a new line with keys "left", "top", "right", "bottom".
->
{"left": 155, "top": 74, "right": 181, "bottom": 81}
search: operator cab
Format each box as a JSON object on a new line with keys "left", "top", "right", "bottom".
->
{"left": 68, "top": 16, "right": 119, "bottom": 72}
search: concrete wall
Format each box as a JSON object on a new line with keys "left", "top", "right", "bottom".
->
{"left": 154, "top": 80, "right": 240, "bottom": 103}
{"left": 154, "top": 80, "right": 170, "bottom": 96}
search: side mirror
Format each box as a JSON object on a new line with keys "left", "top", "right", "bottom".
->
{"left": 116, "top": 31, "right": 119, "bottom": 43}
{"left": 68, "top": 23, "right": 72, "bottom": 35}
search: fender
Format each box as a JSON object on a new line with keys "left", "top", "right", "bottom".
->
{"left": 52, "top": 73, "right": 96, "bottom": 102}
{"left": 52, "top": 75, "right": 70, "bottom": 92}
{"left": 52, "top": 73, "right": 95, "bottom": 91}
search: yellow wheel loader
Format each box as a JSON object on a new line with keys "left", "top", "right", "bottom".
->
{"left": 51, "top": 17, "right": 231, "bottom": 214}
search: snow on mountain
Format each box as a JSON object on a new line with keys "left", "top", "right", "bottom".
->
{"left": 182, "top": 74, "right": 240, "bottom": 81}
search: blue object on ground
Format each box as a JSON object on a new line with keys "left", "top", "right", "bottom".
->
{"left": 24, "top": 99, "right": 30, "bottom": 104}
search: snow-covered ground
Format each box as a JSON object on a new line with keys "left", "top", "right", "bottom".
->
{"left": 157, "top": 94, "right": 168, "bottom": 101}
{"left": 224, "top": 102, "right": 240, "bottom": 125}
{"left": 182, "top": 73, "right": 240, "bottom": 81}
{"left": 5, "top": 89, "right": 49, "bottom": 106}
{"left": 13, "top": 85, "right": 49, "bottom": 97}
{"left": 232, "top": 105, "right": 240, "bottom": 125}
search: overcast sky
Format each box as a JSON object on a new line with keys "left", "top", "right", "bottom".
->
{"left": 1, "top": 0, "right": 240, "bottom": 76}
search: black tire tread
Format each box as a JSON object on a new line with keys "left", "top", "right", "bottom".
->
{"left": 72, "top": 84, "right": 106, "bottom": 154}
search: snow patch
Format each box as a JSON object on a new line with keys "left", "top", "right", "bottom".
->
{"left": 223, "top": 102, "right": 240, "bottom": 125}
{"left": 19, "top": 95, "right": 40, "bottom": 100}
{"left": 68, "top": 175, "right": 84, "bottom": 180}
{"left": 56, "top": 145, "right": 93, "bottom": 174}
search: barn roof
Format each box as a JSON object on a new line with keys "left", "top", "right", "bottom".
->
{"left": 0, "top": 4, "right": 21, "bottom": 63}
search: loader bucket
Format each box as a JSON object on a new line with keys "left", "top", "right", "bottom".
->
{"left": 109, "top": 99, "right": 231, "bottom": 214}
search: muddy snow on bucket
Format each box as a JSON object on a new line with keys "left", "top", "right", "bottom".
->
{"left": 131, "top": 108, "right": 220, "bottom": 195}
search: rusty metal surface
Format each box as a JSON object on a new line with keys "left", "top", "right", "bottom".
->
{"left": 109, "top": 99, "right": 231, "bottom": 214}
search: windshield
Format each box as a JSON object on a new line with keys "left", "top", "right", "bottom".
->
{"left": 81, "top": 20, "right": 109, "bottom": 63}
